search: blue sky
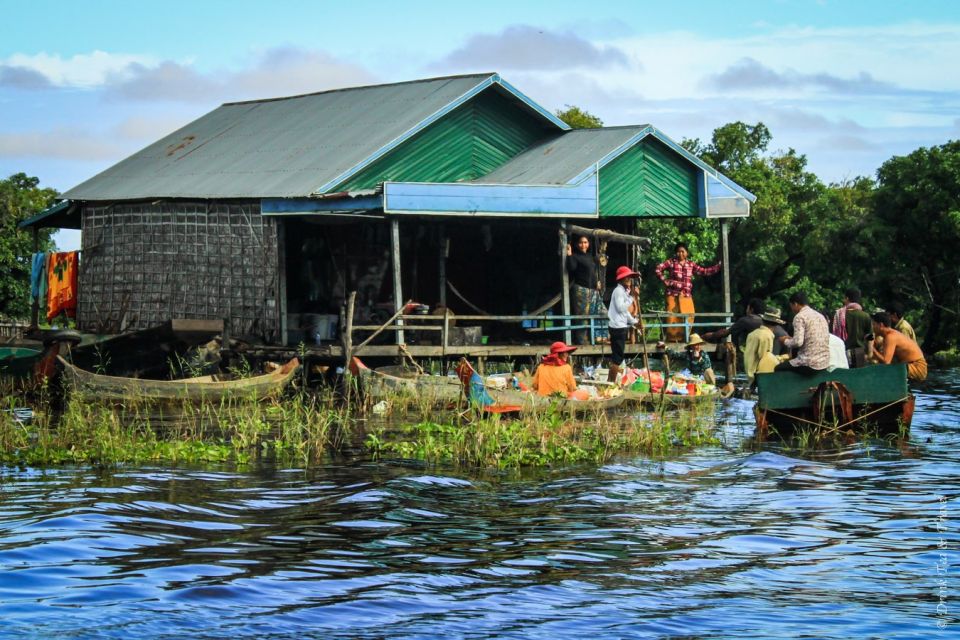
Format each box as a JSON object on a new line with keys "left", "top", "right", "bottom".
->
{"left": 3, "top": 0, "right": 958, "bottom": 249}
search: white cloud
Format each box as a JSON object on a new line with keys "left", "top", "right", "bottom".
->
{"left": 104, "top": 47, "right": 377, "bottom": 103}
{"left": 433, "top": 25, "right": 632, "bottom": 72}
{"left": 2, "top": 51, "right": 156, "bottom": 88}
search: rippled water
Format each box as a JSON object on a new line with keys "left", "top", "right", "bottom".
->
{"left": 2, "top": 372, "right": 959, "bottom": 639}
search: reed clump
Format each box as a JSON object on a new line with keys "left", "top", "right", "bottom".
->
{"left": 0, "top": 382, "right": 351, "bottom": 467}
{"left": 364, "top": 401, "right": 720, "bottom": 468}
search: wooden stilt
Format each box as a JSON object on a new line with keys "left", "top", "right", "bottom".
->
{"left": 720, "top": 220, "right": 731, "bottom": 317}
{"left": 390, "top": 217, "right": 404, "bottom": 345}
{"left": 560, "top": 220, "right": 571, "bottom": 345}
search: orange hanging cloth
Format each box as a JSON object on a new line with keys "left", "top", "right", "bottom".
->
{"left": 46, "top": 251, "right": 79, "bottom": 321}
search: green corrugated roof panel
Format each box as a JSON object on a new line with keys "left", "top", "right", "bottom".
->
{"left": 599, "top": 138, "right": 699, "bottom": 217}
{"left": 335, "top": 89, "right": 550, "bottom": 191}
{"left": 62, "top": 74, "right": 566, "bottom": 201}
{"left": 474, "top": 126, "right": 647, "bottom": 185}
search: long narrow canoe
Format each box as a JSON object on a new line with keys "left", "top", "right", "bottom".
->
{"left": 486, "top": 386, "right": 626, "bottom": 415}
{"left": 349, "top": 358, "right": 462, "bottom": 405}
{"left": 624, "top": 389, "right": 720, "bottom": 409}
{"left": 58, "top": 356, "right": 299, "bottom": 402}
{"left": 754, "top": 364, "right": 914, "bottom": 437}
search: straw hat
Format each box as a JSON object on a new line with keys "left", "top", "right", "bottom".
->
{"left": 549, "top": 341, "right": 578, "bottom": 355}
{"left": 760, "top": 308, "right": 786, "bottom": 324}
{"left": 615, "top": 265, "right": 640, "bottom": 281}
{"left": 686, "top": 333, "right": 706, "bottom": 347}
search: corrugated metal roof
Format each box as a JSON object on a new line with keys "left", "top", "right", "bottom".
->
{"left": 473, "top": 126, "right": 648, "bottom": 185}
{"left": 64, "top": 73, "right": 566, "bottom": 201}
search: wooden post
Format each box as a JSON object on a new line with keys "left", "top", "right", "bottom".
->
{"left": 438, "top": 225, "right": 447, "bottom": 307}
{"left": 720, "top": 220, "right": 731, "bottom": 318}
{"left": 277, "top": 220, "right": 288, "bottom": 346}
{"left": 341, "top": 290, "right": 356, "bottom": 400}
{"left": 560, "top": 221, "right": 571, "bottom": 345}
{"left": 390, "top": 217, "right": 404, "bottom": 345}
{"left": 342, "top": 291, "right": 356, "bottom": 368}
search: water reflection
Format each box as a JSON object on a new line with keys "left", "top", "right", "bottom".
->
{"left": 1, "top": 371, "right": 959, "bottom": 638}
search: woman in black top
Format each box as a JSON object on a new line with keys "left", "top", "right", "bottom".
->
{"left": 565, "top": 235, "right": 609, "bottom": 345}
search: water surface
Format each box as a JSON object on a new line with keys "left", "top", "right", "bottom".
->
{"left": 2, "top": 371, "right": 959, "bottom": 638}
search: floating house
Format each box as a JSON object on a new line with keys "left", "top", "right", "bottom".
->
{"left": 24, "top": 73, "right": 755, "bottom": 358}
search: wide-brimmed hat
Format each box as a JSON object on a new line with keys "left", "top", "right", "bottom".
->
{"left": 615, "top": 265, "right": 640, "bottom": 281}
{"left": 549, "top": 341, "right": 578, "bottom": 355}
{"left": 760, "top": 308, "right": 786, "bottom": 324}
{"left": 686, "top": 333, "right": 706, "bottom": 347}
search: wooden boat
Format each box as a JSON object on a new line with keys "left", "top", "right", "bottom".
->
{"left": 754, "top": 363, "right": 915, "bottom": 437}
{"left": 456, "top": 358, "right": 625, "bottom": 416}
{"left": 487, "top": 385, "right": 626, "bottom": 415}
{"left": 349, "top": 358, "right": 463, "bottom": 405}
{"left": 626, "top": 389, "right": 720, "bottom": 409}
{"left": 58, "top": 356, "right": 299, "bottom": 402}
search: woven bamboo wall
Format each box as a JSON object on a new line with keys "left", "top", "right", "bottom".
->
{"left": 78, "top": 201, "right": 280, "bottom": 341}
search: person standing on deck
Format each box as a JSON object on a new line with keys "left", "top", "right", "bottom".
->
{"left": 565, "top": 235, "right": 608, "bottom": 345}
{"left": 866, "top": 312, "right": 927, "bottom": 381}
{"left": 655, "top": 242, "right": 721, "bottom": 343}
{"left": 832, "top": 287, "right": 872, "bottom": 346}
{"left": 607, "top": 266, "right": 640, "bottom": 383}
{"left": 775, "top": 291, "right": 831, "bottom": 375}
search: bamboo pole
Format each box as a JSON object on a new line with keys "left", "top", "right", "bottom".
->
{"left": 560, "top": 221, "right": 572, "bottom": 345}
{"left": 390, "top": 217, "right": 404, "bottom": 345}
{"left": 352, "top": 299, "right": 413, "bottom": 356}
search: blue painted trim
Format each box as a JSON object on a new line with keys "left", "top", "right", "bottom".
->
{"left": 262, "top": 196, "right": 383, "bottom": 215}
{"left": 384, "top": 175, "right": 598, "bottom": 218}
{"left": 494, "top": 76, "right": 570, "bottom": 131}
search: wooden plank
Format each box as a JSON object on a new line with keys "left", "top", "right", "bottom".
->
{"left": 170, "top": 318, "right": 224, "bottom": 335}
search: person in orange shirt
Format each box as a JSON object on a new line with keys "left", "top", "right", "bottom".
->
{"left": 532, "top": 341, "right": 579, "bottom": 398}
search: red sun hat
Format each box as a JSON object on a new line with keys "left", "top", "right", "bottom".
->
{"left": 615, "top": 265, "right": 640, "bottom": 281}
{"left": 549, "top": 341, "right": 578, "bottom": 355}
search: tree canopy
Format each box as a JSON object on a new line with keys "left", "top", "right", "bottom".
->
{"left": 555, "top": 105, "right": 603, "bottom": 129}
{"left": 0, "top": 173, "right": 57, "bottom": 319}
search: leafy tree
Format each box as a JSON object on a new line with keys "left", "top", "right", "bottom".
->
{"left": 872, "top": 141, "right": 960, "bottom": 352}
{"left": 0, "top": 173, "right": 57, "bottom": 319}
{"left": 555, "top": 105, "right": 603, "bottom": 129}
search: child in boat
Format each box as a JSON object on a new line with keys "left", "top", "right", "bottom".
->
{"left": 532, "top": 341, "right": 588, "bottom": 399}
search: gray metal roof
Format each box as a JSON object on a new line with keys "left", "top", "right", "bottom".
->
{"left": 65, "top": 73, "right": 566, "bottom": 201}
{"left": 472, "top": 126, "right": 650, "bottom": 185}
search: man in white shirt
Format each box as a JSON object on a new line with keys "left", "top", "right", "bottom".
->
{"left": 607, "top": 265, "right": 640, "bottom": 383}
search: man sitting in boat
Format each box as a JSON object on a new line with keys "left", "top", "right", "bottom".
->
{"left": 776, "top": 291, "right": 831, "bottom": 375}
{"left": 533, "top": 341, "right": 585, "bottom": 399}
{"left": 867, "top": 312, "right": 928, "bottom": 381}
{"left": 743, "top": 308, "right": 788, "bottom": 389}
{"left": 660, "top": 334, "right": 716, "bottom": 385}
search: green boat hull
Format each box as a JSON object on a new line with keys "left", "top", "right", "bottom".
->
{"left": 754, "top": 364, "right": 914, "bottom": 437}
{"left": 0, "top": 347, "right": 42, "bottom": 379}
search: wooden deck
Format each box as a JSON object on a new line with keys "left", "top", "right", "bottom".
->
{"left": 248, "top": 340, "right": 720, "bottom": 362}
